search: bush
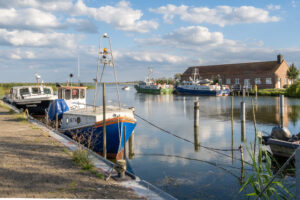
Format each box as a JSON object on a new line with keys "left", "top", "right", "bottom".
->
{"left": 286, "top": 80, "right": 300, "bottom": 97}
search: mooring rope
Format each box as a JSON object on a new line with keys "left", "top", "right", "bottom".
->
{"left": 134, "top": 112, "right": 240, "bottom": 152}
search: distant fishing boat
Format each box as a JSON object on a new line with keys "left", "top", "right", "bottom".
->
{"left": 4, "top": 74, "right": 57, "bottom": 115}
{"left": 59, "top": 33, "right": 136, "bottom": 159}
{"left": 175, "top": 69, "right": 230, "bottom": 96}
{"left": 134, "top": 68, "right": 173, "bottom": 94}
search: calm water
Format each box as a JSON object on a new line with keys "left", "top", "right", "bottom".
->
{"left": 87, "top": 85, "right": 297, "bottom": 200}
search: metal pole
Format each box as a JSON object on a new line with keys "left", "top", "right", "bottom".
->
{"left": 123, "top": 126, "right": 127, "bottom": 160}
{"left": 280, "top": 94, "right": 284, "bottom": 128}
{"left": 194, "top": 101, "right": 200, "bottom": 127}
{"left": 102, "top": 83, "right": 107, "bottom": 159}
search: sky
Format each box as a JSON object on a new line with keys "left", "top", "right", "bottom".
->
{"left": 0, "top": 0, "right": 300, "bottom": 83}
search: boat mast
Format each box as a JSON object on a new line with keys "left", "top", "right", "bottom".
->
{"left": 77, "top": 56, "right": 80, "bottom": 84}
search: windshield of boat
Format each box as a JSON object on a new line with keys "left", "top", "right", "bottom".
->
{"left": 44, "top": 88, "right": 51, "bottom": 94}
{"left": 20, "top": 88, "right": 30, "bottom": 95}
{"left": 65, "top": 89, "right": 71, "bottom": 100}
{"left": 80, "top": 89, "right": 85, "bottom": 99}
{"left": 72, "top": 89, "right": 79, "bottom": 99}
{"left": 31, "top": 87, "right": 40, "bottom": 94}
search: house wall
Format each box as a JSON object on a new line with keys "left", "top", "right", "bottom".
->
{"left": 182, "top": 61, "right": 291, "bottom": 89}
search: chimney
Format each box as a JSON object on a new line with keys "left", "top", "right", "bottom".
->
{"left": 277, "top": 54, "right": 283, "bottom": 64}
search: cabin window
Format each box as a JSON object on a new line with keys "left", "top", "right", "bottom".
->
{"left": 80, "top": 89, "right": 85, "bottom": 99}
{"left": 266, "top": 78, "right": 272, "bottom": 84}
{"left": 58, "top": 89, "right": 62, "bottom": 99}
{"left": 72, "top": 89, "right": 79, "bottom": 99}
{"left": 226, "top": 79, "right": 231, "bottom": 84}
{"left": 285, "top": 78, "right": 288, "bottom": 84}
{"left": 235, "top": 78, "right": 240, "bottom": 84}
{"left": 20, "top": 88, "right": 29, "bottom": 95}
{"left": 44, "top": 88, "right": 51, "bottom": 94}
{"left": 32, "top": 87, "right": 40, "bottom": 94}
{"left": 255, "top": 78, "right": 261, "bottom": 85}
{"left": 65, "top": 89, "right": 71, "bottom": 100}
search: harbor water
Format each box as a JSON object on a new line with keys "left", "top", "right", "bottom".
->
{"left": 87, "top": 85, "right": 297, "bottom": 200}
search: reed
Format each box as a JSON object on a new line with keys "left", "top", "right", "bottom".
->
{"left": 239, "top": 142, "right": 295, "bottom": 199}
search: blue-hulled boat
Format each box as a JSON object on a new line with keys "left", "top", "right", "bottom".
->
{"left": 59, "top": 33, "right": 137, "bottom": 159}
{"left": 175, "top": 69, "right": 230, "bottom": 96}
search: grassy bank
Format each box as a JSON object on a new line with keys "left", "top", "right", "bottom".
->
{"left": 249, "top": 88, "right": 287, "bottom": 96}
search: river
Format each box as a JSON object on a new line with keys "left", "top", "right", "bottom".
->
{"left": 86, "top": 85, "right": 297, "bottom": 199}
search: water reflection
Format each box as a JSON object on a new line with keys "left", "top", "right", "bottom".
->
{"left": 86, "top": 87, "right": 297, "bottom": 199}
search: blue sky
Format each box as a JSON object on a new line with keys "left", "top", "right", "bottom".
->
{"left": 0, "top": 0, "right": 299, "bottom": 82}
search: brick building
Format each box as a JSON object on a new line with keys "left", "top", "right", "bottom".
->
{"left": 181, "top": 55, "right": 291, "bottom": 89}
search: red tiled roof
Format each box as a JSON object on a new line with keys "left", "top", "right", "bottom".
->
{"left": 183, "top": 61, "right": 281, "bottom": 76}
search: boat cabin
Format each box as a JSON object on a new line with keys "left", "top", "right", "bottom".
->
{"left": 8, "top": 86, "right": 54, "bottom": 102}
{"left": 57, "top": 86, "right": 87, "bottom": 110}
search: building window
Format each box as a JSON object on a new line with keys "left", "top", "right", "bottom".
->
{"left": 226, "top": 79, "right": 231, "bottom": 84}
{"left": 266, "top": 78, "right": 272, "bottom": 84}
{"left": 244, "top": 79, "right": 250, "bottom": 88}
{"left": 255, "top": 78, "right": 261, "bottom": 85}
{"left": 235, "top": 78, "right": 240, "bottom": 84}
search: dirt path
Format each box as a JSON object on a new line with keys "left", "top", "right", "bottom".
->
{"left": 0, "top": 106, "right": 140, "bottom": 198}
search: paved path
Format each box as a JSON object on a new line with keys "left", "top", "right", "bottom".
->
{"left": 0, "top": 106, "right": 139, "bottom": 198}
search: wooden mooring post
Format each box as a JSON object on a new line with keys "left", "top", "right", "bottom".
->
{"left": 194, "top": 126, "right": 200, "bottom": 152}
{"left": 194, "top": 101, "right": 200, "bottom": 127}
{"left": 231, "top": 96, "right": 234, "bottom": 164}
{"left": 280, "top": 94, "right": 284, "bottom": 128}
{"left": 55, "top": 113, "right": 58, "bottom": 131}
{"left": 123, "top": 126, "right": 127, "bottom": 160}
{"left": 242, "top": 88, "right": 245, "bottom": 98}
{"left": 102, "top": 83, "right": 107, "bottom": 159}
{"left": 239, "top": 145, "right": 245, "bottom": 184}
{"left": 240, "top": 101, "right": 246, "bottom": 142}
{"left": 129, "top": 131, "right": 135, "bottom": 159}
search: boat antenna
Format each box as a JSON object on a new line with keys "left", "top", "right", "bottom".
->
{"left": 35, "top": 73, "right": 41, "bottom": 86}
{"left": 93, "top": 33, "right": 121, "bottom": 111}
{"left": 77, "top": 56, "right": 80, "bottom": 84}
{"left": 69, "top": 73, "right": 73, "bottom": 86}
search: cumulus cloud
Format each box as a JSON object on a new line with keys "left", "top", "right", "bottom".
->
{"left": 150, "top": 4, "right": 280, "bottom": 26}
{"left": 0, "top": 8, "right": 61, "bottom": 30}
{"left": 0, "top": 0, "right": 73, "bottom": 11}
{"left": 66, "top": 18, "right": 98, "bottom": 33}
{"left": 136, "top": 26, "right": 230, "bottom": 50}
{"left": 0, "top": 29, "right": 80, "bottom": 48}
{"left": 72, "top": 0, "right": 158, "bottom": 33}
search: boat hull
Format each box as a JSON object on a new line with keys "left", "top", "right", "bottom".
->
{"left": 63, "top": 117, "right": 136, "bottom": 159}
{"left": 14, "top": 100, "right": 54, "bottom": 115}
{"left": 175, "top": 86, "right": 230, "bottom": 96}
{"left": 265, "top": 137, "right": 300, "bottom": 158}
{"left": 134, "top": 85, "right": 173, "bottom": 94}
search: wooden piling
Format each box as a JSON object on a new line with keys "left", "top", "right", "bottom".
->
{"left": 194, "top": 101, "right": 200, "bottom": 127}
{"left": 242, "top": 88, "right": 245, "bottom": 97}
{"left": 102, "top": 83, "right": 107, "bottom": 159}
{"left": 129, "top": 131, "right": 135, "bottom": 159}
{"left": 123, "top": 126, "right": 127, "bottom": 160}
{"left": 55, "top": 113, "right": 58, "bottom": 131}
{"left": 231, "top": 96, "right": 234, "bottom": 164}
{"left": 240, "top": 101, "right": 246, "bottom": 142}
{"left": 239, "top": 145, "right": 245, "bottom": 184}
{"left": 251, "top": 98, "right": 258, "bottom": 156}
{"left": 254, "top": 85, "right": 258, "bottom": 98}
{"left": 280, "top": 94, "right": 284, "bottom": 128}
{"left": 194, "top": 126, "right": 200, "bottom": 152}
{"left": 46, "top": 111, "right": 49, "bottom": 126}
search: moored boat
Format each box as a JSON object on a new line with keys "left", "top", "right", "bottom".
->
{"left": 59, "top": 33, "right": 136, "bottom": 159}
{"left": 175, "top": 69, "right": 230, "bottom": 96}
{"left": 134, "top": 69, "right": 173, "bottom": 94}
{"left": 4, "top": 74, "right": 57, "bottom": 115}
{"left": 122, "top": 86, "right": 130, "bottom": 91}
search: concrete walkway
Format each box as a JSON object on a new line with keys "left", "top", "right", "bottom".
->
{"left": 0, "top": 106, "right": 140, "bottom": 198}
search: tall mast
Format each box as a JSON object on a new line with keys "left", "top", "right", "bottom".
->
{"left": 77, "top": 56, "right": 80, "bottom": 84}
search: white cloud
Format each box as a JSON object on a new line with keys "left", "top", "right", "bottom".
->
{"left": 267, "top": 4, "right": 281, "bottom": 10}
{"left": 0, "top": 0, "right": 73, "bottom": 11}
{"left": 136, "top": 26, "right": 230, "bottom": 50}
{"left": 72, "top": 0, "right": 158, "bottom": 33}
{"left": 0, "top": 29, "right": 80, "bottom": 48}
{"left": 0, "top": 8, "right": 61, "bottom": 30}
{"left": 66, "top": 18, "right": 98, "bottom": 33}
{"left": 150, "top": 4, "right": 280, "bottom": 26}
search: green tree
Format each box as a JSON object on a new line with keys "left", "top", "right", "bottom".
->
{"left": 287, "top": 63, "right": 299, "bottom": 83}
{"left": 174, "top": 73, "right": 182, "bottom": 82}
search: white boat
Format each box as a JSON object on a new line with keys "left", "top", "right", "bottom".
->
{"left": 122, "top": 86, "right": 130, "bottom": 91}
{"left": 175, "top": 69, "right": 230, "bottom": 96}
{"left": 57, "top": 85, "right": 87, "bottom": 110}
{"left": 5, "top": 85, "right": 57, "bottom": 115}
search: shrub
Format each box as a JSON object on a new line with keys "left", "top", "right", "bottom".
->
{"left": 286, "top": 80, "right": 300, "bottom": 97}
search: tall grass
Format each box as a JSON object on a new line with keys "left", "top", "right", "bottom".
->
{"left": 239, "top": 143, "right": 295, "bottom": 199}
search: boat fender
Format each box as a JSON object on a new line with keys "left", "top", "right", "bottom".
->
{"left": 271, "top": 126, "right": 291, "bottom": 141}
